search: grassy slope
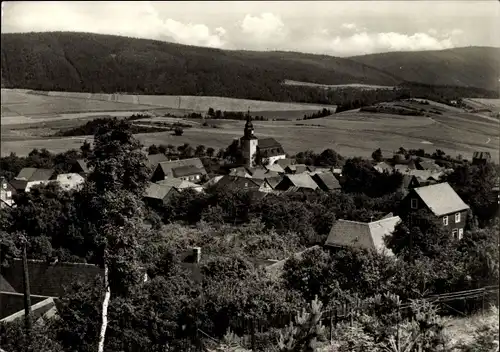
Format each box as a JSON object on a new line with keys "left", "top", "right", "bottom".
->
{"left": 0, "top": 32, "right": 400, "bottom": 99}
{"left": 349, "top": 47, "right": 500, "bottom": 91}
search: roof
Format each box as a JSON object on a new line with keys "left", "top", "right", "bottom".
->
{"left": 374, "top": 162, "right": 394, "bottom": 173}
{"left": 172, "top": 165, "right": 203, "bottom": 178}
{"left": 146, "top": 153, "right": 169, "bottom": 168}
{"left": 250, "top": 168, "right": 280, "bottom": 180}
{"left": 417, "top": 160, "right": 443, "bottom": 172}
{"left": 16, "top": 168, "right": 54, "bottom": 182}
{"left": 1, "top": 259, "right": 103, "bottom": 297}
{"left": 156, "top": 158, "right": 207, "bottom": 178}
{"left": 229, "top": 167, "right": 252, "bottom": 178}
{"left": 156, "top": 178, "right": 200, "bottom": 190}
{"left": 258, "top": 138, "right": 283, "bottom": 150}
{"left": 312, "top": 172, "right": 341, "bottom": 191}
{"left": 324, "top": 216, "right": 401, "bottom": 255}
{"left": 56, "top": 173, "right": 85, "bottom": 182}
{"left": 280, "top": 174, "right": 319, "bottom": 190}
{"left": 217, "top": 175, "right": 263, "bottom": 189}
{"left": 473, "top": 152, "right": 491, "bottom": 160}
{"left": 265, "top": 176, "right": 284, "bottom": 189}
{"left": 397, "top": 169, "right": 442, "bottom": 181}
{"left": 8, "top": 179, "right": 28, "bottom": 191}
{"left": 275, "top": 158, "right": 293, "bottom": 168}
{"left": 145, "top": 183, "right": 177, "bottom": 200}
{"left": 413, "top": 182, "right": 470, "bottom": 216}
{"left": 74, "top": 159, "right": 90, "bottom": 173}
{"left": 203, "top": 175, "right": 224, "bottom": 188}
{"left": 265, "top": 163, "right": 285, "bottom": 173}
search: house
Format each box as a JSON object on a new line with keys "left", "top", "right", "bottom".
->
{"left": 284, "top": 164, "right": 315, "bottom": 174}
{"left": 373, "top": 162, "right": 394, "bottom": 174}
{"left": 11, "top": 168, "right": 55, "bottom": 192}
{"left": 324, "top": 215, "right": 401, "bottom": 255}
{"left": 264, "top": 176, "right": 284, "bottom": 191}
{"left": 151, "top": 158, "right": 207, "bottom": 183}
{"left": 416, "top": 160, "right": 443, "bottom": 173}
{"left": 229, "top": 166, "right": 252, "bottom": 178}
{"left": 216, "top": 175, "right": 271, "bottom": 193}
{"left": 472, "top": 151, "right": 491, "bottom": 165}
{"left": 202, "top": 175, "right": 224, "bottom": 189}
{"left": 275, "top": 158, "right": 294, "bottom": 169}
{"left": 55, "top": 173, "right": 85, "bottom": 191}
{"left": 146, "top": 153, "right": 170, "bottom": 170}
{"left": 274, "top": 174, "right": 319, "bottom": 192}
{"left": 156, "top": 178, "right": 203, "bottom": 193}
{"left": 0, "top": 177, "right": 16, "bottom": 208}
{"left": 239, "top": 115, "right": 286, "bottom": 168}
{"left": 311, "top": 172, "right": 342, "bottom": 192}
{"left": 144, "top": 183, "right": 180, "bottom": 206}
{"left": 248, "top": 167, "right": 280, "bottom": 180}
{"left": 265, "top": 163, "right": 285, "bottom": 174}
{"left": 69, "top": 159, "right": 90, "bottom": 176}
{"left": 401, "top": 182, "right": 470, "bottom": 239}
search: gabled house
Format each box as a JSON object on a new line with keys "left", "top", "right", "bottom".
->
{"left": 156, "top": 178, "right": 203, "bottom": 193}
{"left": 284, "top": 164, "right": 315, "bottom": 174}
{"left": 274, "top": 158, "right": 293, "bottom": 169}
{"left": 274, "top": 173, "right": 319, "bottom": 192}
{"left": 373, "top": 161, "right": 394, "bottom": 174}
{"left": 416, "top": 160, "right": 443, "bottom": 173}
{"left": 146, "top": 153, "right": 170, "bottom": 170}
{"left": 472, "top": 151, "right": 491, "bottom": 165}
{"left": 0, "top": 177, "right": 16, "bottom": 209}
{"left": 311, "top": 172, "right": 342, "bottom": 192}
{"left": 248, "top": 167, "right": 280, "bottom": 180}
{"left": 11, "top": 168, "right": 55, "bottom": 192}
{"left": 264, "top": 176, "right": 284, "bottom": 191}
{"left": 151, "top": 158, "right": 207, "bottom": 183}
{"left": 401, "top": 182, "right": 470, "bottom": 239}
{"left": 55, "top": 173, "right": 85, "bottom": 191}
{"left": 69, "top": 159, "right": 90, "bottom": 176}
{"left": 324, "top": 216, "right": 401, "bottom": 255}
{"left": 144, "top": 183, "right": 180, "bottom": 206}
{"left": 216, "top": 175, "right": 268, "bottom": 192}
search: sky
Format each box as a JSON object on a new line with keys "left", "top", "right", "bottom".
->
{"left": 1, "top": 1, "right": 499, "bottom": 57}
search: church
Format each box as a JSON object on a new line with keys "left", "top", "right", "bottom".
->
{"left": 239, "top": 114, "right": 287, "bottom": 168}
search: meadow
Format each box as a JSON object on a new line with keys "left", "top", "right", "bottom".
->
{"left": 1, "top": 89, "right": 498, "bottom": 161}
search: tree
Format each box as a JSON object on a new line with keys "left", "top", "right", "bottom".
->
{"left": 80, "top": 140, "right": 92, "bottom": 157}
{"left": 208, "top": 107, "right": 215, "bottom": 117}
{"left": 206, "top": 147, "right": 215, "bottom": 158}
{"left": 174, "top": 127, "right": 184, "bottom": 136}
{"left": 195, "top": 145, "right": 206, "bottom": 157}
{"left": 316, "top": 149, "right": 343, "bottom": 167}
{"left": 372, "top": 148, "right": 383, "bottom": 162}
{"left": 148, "top": 144, "right": 160, "bottom": 155}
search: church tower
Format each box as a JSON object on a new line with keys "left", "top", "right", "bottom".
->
{"left": 239, "top": 111, "right": 258, "bottom": 168}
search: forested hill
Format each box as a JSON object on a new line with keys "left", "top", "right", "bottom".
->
{"left": 349, "top": 46, "right": 500, "bottom": 91}
{"left": 0, "top": 32, "right": 399, "bottom": 99}
{"left": 1, "top": 32, "right": 498, "bottom": 101}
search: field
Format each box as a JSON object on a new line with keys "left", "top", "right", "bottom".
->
{"left": 1, "top": 89, "right": 498, "bottom": 161}
{"left": 283, "top": 79, "right": 394, "bottom": 90}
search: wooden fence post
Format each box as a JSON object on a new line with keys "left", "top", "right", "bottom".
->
{"left": 251, "top": 319, "right": 256, "bottom": 351}
{"left": 329, "top": 310, "right": 333, "bottom": 342}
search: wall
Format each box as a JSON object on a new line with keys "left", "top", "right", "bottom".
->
{"left": 0, "top": 292, "right": 48, "bottom": 319}
{"left": 441, "top": 209, "right": 468, "bottom": 237}
{"left": 266, "top": 154, "right": 286, "bottom": 166}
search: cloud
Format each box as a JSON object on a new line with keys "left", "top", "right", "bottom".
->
{"left": 341, "top": 23, "right": 357, "bottom": 30}
{"left": 161, "top": 18, "right": 226, "bottom": 48}
{"left": 241, "top": 13, "right": 285, "bottom": 40}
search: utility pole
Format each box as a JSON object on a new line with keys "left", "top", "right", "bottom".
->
{"left": 21, "top": 235, "right": 32, "bottom": 351}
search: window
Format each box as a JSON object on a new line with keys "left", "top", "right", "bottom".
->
{"left": 442, "top": 216, "right": 448, "bottom": 226}
{"left": 458, "top": 228, "right": 464, "bottom": 240}
{"left": 244, "top": 182, "right": 248, "bottom": 187}
{"left": 455, "top": 212, "right": 461, "bottom": 223}
{"left": 196, "top": 175, "right": 200, "bottom": 180}
{"left": 410, "top": 198, "right": 418, "bottom": 209}
{"left": 452, "top": 229, "right": 458, "bottom": 239}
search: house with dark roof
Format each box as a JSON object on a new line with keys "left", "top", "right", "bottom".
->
{"left": 146, "top": 153, "right": 170, "bottom": 170}
{"left": 274, "top": 174, "right": 319, "bottom": 192}
{"left": 324, "top": 216, "right": 400, "bottom": 255}
{"left": 265, "top": 176, "right": 284, "bottom": 191}
{"left": 400, "top": 182, "right": 470, "bottom": 239}
{"left": 11, "top": 168, "right": 55, "bottom": 192}
{"left": 216, "top": 175, "right": 273, "bottom": 194}
{"left": 284, "top": 164, "right": 315, "bottom": 175}
{"left": 69, "top": 159, "right": 90, "bottom": 176}
{"left": 472, "top": 151, "right": 491, "bottom": 165}
{"left": 151, "top": 158, "right": 207, "bottom": 183}
{"left": 248, "top": 167, "right": 280, "bottom": 180}
{"left": 311, "top": 172, "right": 342, "bottom": 192}
{"left": 144, "top": 183, "right": 180, "bottom": 206}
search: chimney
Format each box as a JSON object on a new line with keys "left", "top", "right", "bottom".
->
{"left": 192, "top": 247, "right": 201, "bottom": 264}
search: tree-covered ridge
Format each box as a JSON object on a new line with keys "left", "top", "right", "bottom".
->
{"left": 1, "top": 32, "right": 498, "bottom": 106}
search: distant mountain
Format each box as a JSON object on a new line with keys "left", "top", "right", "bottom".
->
{"left": 0, "top": 32, "right": 498, "bottom": 103}
{"left": 349, "top": 47, "right": 500, "bottom": 91}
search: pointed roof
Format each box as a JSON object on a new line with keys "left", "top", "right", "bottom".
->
{"left": 312, "top": 172, "right": 342, "bottom": 191}
{"left": 279, "top": 174, "right": 319, "bottom": 190}
{"left": 325, "top": 216, "right": 401, "bottom": 255}
{"left": 16, "top": 168, "right": 54, "bottom": 182}
{"left": 412, "top": 182, "right": 469, "bottom": 216}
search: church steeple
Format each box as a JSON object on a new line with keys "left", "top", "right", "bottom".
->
{"left": 243, "top": 109, "right": 256, "bottom": 139}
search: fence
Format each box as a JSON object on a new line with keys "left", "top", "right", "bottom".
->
{"left": 195, "top": 285, "right": 499, "bottom": 351}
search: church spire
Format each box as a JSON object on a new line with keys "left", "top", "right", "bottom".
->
{"left": 243, "top": 108, "right": 255, "bottom": 139}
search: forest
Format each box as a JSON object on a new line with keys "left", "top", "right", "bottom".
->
{"left": 0, "top": 119, "right": 498, "bottom": 351}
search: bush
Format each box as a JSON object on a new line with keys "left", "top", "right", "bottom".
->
{"left": 174, "top": 127, "right": 184, "bottom": 136}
